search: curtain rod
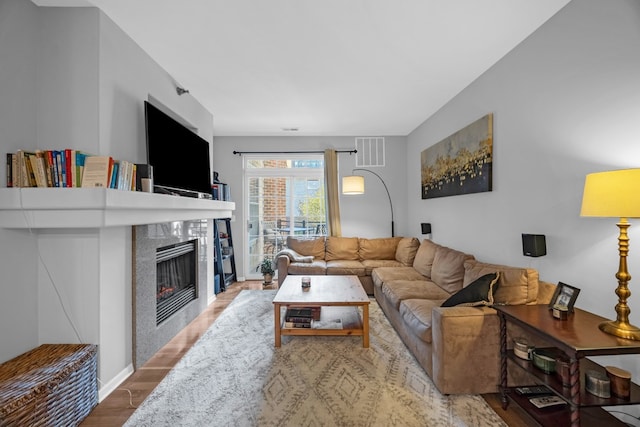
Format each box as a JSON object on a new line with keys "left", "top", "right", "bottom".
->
{"left": 233, "top": 149, "right": 357, "bottom": 156}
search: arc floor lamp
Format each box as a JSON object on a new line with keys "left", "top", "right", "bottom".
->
{"left": 342, "top": 168, "right": 395, "bottom": 237}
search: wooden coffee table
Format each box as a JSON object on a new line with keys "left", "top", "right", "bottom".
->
{"left": 273, "top": 275, "right": 370, "bottom": 348}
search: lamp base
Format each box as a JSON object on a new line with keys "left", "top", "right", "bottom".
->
{"left": 599, "top": 320, "right": 640, "bottom": 341}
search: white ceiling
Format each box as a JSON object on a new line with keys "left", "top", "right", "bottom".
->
{"left": 32, "top": 0, "right": 571, "bottom": 136}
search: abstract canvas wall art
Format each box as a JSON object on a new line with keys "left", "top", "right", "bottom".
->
{"left": 421, "top": 113, "right": 493, "bottom": 199}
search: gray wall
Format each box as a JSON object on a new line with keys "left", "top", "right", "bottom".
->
{"left": 212, "top": 135, "right": 407, "bottom": 279}
{"left": 407, "top": 0, "right": 640, "bottom": 421}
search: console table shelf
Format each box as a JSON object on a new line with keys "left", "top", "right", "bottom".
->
{"left": 0, "top": 188, "right": 235, "bottom": 229}
{"left": 496, "top": 305, "right": 640, "bottom": 427}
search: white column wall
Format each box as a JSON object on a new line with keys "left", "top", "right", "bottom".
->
{"left": 1, "top": 3, "right": 216, "bottom": 400}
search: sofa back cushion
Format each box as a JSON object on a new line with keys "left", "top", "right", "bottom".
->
{"left": 463, "top": 259, "right": 539, "bottom": 305}
{"left": 431, "top": 245, "right": 475, "bottom": 293}
{"left": 325, "top": 237, "right": 359, "bottom": 261}
{"left": 412, "top": 239, "right": 439, "bottom": 277}
{"left": 395, "top": 237, "right": 420, "bottom": 266}
{"left": 286, "top": 237, "right": 326, "bottom": 259}
{"left": 359, "top": 237, "right": 402, "bottom": 260}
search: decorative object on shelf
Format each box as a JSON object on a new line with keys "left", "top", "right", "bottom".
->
{"left": 606, "top": 366, "right": 631, "bottom": 399}
{"left": 521, "top": 233, "right": 546, "bottom": 257}
{"left": 259, "top": 257, "right": 275, "bottom": 285}
{"left": 531, "top": 349, "right": 557, "bottom": 374}
{"left": 135, "top": 164, "right": 153, "bottom": 192}
{"left": 301, "top": 276, "right": 311, "bottom": 292}
{"left": 585, "top": 369, "right": 611, "bottom": 398}
{"left": 342, "top": 168, "right": 395, "bottom": 236}
{"left": 581, "top": 168, "right": 640, "bottom": 340}
{"left": 548, "top": 281, "right": 580, "bottom": 318}
{"left": 513, "top": 337, "right": 534, "bottom": 360}
{"left": 420, "top": 113, "right": 493, "bottom": 200}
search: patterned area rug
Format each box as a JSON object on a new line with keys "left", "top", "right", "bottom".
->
{"left": 124, "top": 290, "right": 507, "bottom": 427}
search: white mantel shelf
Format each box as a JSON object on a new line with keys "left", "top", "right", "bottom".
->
{"left": 0, "top": 188, "right": 235, "bottom": 229}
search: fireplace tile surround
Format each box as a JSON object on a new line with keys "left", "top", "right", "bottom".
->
{"left": 133, "top": 220, "right": 211, "bottom": 368}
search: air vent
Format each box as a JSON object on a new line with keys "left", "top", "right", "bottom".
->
{"left": 355, "top": 137, "right": 385, "bottom": 167}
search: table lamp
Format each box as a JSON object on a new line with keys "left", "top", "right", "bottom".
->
{"left": 581, "top": 168, "right": 640, "bottom": 340}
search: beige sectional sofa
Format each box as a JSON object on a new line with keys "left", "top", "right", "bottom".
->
{"left": 276, "top": 236, "right": 555, "bottom": 395}
{"left": 276, "top": 236, "right": 418, "bottom": 295}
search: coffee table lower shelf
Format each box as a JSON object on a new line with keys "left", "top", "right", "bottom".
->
{"left": 507, "top": 391, "right": 628, "bottom": 427}
{"left": 277, "top": 306, "right": 366, "bottom": 343}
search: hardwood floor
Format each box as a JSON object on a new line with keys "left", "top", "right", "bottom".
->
{"left": 80, "top": 281, "right": 274, "bottom": 426}
{"left": 80, "top": 280, "right": 528, "bottom": 426}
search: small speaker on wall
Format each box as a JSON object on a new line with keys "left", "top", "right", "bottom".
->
{"left": 522, "top": 234, "right": 546, "bottom": 257}
{"left": 421, "top": 223, "right": 432, "bottom": 234}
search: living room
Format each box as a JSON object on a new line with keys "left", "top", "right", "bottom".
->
{"left": 1, "top": 0, "right": 640, "bottom": 424}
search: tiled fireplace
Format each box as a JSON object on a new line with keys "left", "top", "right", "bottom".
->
{"left": 133, "top": 220, "right": 211, "bottom": 368}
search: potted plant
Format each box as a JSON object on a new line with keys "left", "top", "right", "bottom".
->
{"left": 259, "top": 257, "right": 275, "bottom": 285}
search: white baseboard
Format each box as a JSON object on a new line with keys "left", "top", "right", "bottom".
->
{"left": 98, "top": 363, "right": 134, "bottom": 402}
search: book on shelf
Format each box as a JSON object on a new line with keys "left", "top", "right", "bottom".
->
{"left": 75, "top": 151, "right": 87, "bottom": 187}
{"left": 21, "top": 151, "right": 37, "bottom": 187}
{"left": 6, "top": 153, "right": 14, "bottom": 187}
{"left": 81, "top": 156, "right": 113, "bottom": 188}
{"left": 528, "top": 395, "right": 567, "bottom": 409}
{"left": 28, "top": 151, "right": 47, "bottom": 187}
{"left": 283, "top": 321, "right": 311, "bottom": 328}
{"left": 285, "top": 307, "right": 321, "bottom": 321}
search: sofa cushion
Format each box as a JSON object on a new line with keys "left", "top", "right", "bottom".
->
{"left": 430, "top": 246, "right": 475, "bottom": 294}
{"left": 372, "top": 267, "right": 427, "bottom": 287}
{"left": 441, "top": 272, "right": 500, "bottom": 307}
{"left": 287, "top": 260, "right": 327, "bottom": 275}
{"left": 399, "top": 299, "right": 445, "bottom": 344}
{"left": 326, "top": 260, "right": 366, "bottom": 276}
{"left": 361, "top": 259, "right": 404, "bottom": 275}
{"left": 382, "top": 280, "right": 452, "bottom": 309}
{"left": 287, "top": 237, "right": 325, "bottom": 259}
{"left": 395, "top": 237, "right": 420, "bottom": 266}
{"left": 412, "top": 239, "right": 439, "bottom": 278}
{"left": 463, "top": 259, "right": 539, "bottom": 305}
{"left": 359, "top": 237, "right": 402, "bottom": 260}
{"left": 325, "top": 237, "right": 359, "bottom": 261}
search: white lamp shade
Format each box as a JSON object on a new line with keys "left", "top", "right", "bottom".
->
{"left": 581, "top": 169, "right": 640, "bottom": 218}
{"left": 342, "top": 175, "right": 365, "bottom": 194}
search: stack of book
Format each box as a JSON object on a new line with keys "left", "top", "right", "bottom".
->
{"left": 6, "top": 149, "right": 139, "bottom": 190}
{"left": 284, "top": 307, "right": 321, "bottom": 328}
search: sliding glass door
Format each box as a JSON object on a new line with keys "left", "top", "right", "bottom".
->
{"left": 245, "top": 156, "right": 326, "bottom": 280}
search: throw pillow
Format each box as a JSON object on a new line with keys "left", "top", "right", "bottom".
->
{"left": 441, "top": 272, "right": 500, "bottom": 307}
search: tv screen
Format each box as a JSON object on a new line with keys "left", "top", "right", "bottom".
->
{"left": 144, "top": 101, "right": 212, "bottom": 197}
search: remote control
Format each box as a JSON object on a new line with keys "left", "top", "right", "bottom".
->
{"left": 515, "top": 385, "right": 553, "bottom": 396}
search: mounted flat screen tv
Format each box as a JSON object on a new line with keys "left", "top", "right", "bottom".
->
{"left": 144, "top": 101, "right": 212, "bottom": 198}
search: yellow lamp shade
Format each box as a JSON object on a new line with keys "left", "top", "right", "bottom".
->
{"left": 342, "top": 175, "right": 365, "bottom": 194}
{"left": 581, "top": 169, "right": 640, "bottom": 218}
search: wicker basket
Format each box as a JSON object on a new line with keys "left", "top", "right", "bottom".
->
{"left": 0, "top": 344, "right": 98, "bottom": 427}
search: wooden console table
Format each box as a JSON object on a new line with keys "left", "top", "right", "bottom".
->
{"left": 496, "top": 305, "right": 640, "bottom": 427}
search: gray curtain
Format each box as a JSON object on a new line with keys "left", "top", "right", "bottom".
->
{"left": 324, "top": 149, "right": 341, "bottom": 236}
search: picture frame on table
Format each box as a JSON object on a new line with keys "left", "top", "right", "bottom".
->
{"left": 548, "top": 282, "right": 580, "bottom": 314}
